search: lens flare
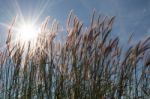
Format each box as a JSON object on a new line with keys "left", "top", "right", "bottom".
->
{"left": 17, "top": 22, "right": 38, "bottom": 42}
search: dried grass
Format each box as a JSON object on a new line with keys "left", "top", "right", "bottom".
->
{"left": 0, "top": 11, "right": 149, "bottom": 99}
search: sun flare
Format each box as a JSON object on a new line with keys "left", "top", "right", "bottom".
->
{"left": 17, "top": 22, "right": 39, "bottom": 43}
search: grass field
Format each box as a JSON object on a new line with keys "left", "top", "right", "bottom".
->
{"left": 0, "top": 11, "right": 150, "bottom": 99}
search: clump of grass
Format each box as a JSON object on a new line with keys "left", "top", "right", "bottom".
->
{"left": 0, "top": 11, "right": 150, "bottom": 99}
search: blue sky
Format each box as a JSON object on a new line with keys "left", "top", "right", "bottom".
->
{"left": 0, "top": 0, "right": 150, "bottom": 46}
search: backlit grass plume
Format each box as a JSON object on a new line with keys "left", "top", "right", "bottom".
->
{"left": 0, "top": 11, "right": 150, "bottom": 99}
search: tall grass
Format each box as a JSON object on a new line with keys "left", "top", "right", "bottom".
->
{"left": 0, "top": 11, "right": 150, "bottom": 99}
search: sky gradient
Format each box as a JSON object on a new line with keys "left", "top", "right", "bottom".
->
{"left": 0, "top": 0, "right": 150, "bottom": 46}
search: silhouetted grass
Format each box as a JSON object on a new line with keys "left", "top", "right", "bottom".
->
{"left": 0, "top": 11, "right": 150, "bottom": 99}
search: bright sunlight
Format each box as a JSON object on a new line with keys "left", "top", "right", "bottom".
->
{"left": 17, "top": 22, "right": 38, "bottom": 42}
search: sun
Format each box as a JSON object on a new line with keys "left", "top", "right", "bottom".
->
{"left": 17, "top": 22, "right": 38, "bottom": 43}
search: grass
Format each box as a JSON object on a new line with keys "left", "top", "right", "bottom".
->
{"left": 0, "top": 11, "right": 150, "bottom": 99}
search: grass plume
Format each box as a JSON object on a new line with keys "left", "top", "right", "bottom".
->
{"left": 0, "top": 11, "right": 149, "bottom": 99}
